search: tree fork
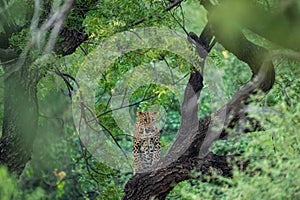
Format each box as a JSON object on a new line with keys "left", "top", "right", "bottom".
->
{"left": 122, "top": 7, "right": 275, "bottom": 198}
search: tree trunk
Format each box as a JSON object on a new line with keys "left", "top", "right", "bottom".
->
{"left": 0, "top": 61, "right": 39, "bottom": 175}
{"left": 0, "top": 0, "right": 91, "bottom": 176}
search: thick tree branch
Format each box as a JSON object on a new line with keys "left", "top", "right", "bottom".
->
{"left": 123, "top": 23, "right": 216, "bottom": 199}
{"left": 0, "top": 0, "right": 98, "bottom": 175}
{"left": 123, "top": 152, "right": 233, "bottom": 200}
{"left": 166, "top": 24, "right": 214, "bottom": 167}
{"left": 123, "top": 1, "right": 276, "bottom": 197}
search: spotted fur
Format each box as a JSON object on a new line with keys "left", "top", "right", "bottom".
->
{"left": 133, "top": 111, "right": 160, "bottom": 173}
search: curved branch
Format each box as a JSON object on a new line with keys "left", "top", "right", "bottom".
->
{"left": 123, "top": 152, "right": 233, "bottom": 200}
{"left": 123, "top": 5, "right": 276, "bottom": 197}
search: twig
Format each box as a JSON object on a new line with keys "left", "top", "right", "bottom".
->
{"left": 95, "top": 94, "right": 158, "bottom": 119}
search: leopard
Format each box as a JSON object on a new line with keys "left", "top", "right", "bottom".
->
{"left": 132, "top": 111, "right": 160, "bottom": 174}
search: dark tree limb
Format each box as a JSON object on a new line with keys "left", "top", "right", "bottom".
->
{"left": 123, "top": 152, "right": 232, "bottom": 200}
{"left": 0, "top": 60, "right": 39, "bottom": 175}
{"left": 0, "top": 0, "right": 96, "bottom": 175}
{"left": 123, "top": 1, "right": 276, "bottom": 198}
{"left": 166, "top": 24, "right": 213, "bottom": 167}
{"left": 123, "top": 23, "right": 215, "bottom": 199}
{"left": 54, "top": 27, "right": 88, "bottom": 56}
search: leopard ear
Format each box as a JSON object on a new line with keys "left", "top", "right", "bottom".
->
{"left": 137, "top": 111, "right": 143, "bottom": 117}
{"left": 152, "top": 111, "right": 159, "bottom": 117}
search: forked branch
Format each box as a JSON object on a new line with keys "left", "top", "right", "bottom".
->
{"left": 123, "top": 15, "right": 275, "bottom": 200}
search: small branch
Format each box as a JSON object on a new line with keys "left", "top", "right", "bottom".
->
{"left": 129, "top": 0, "right": 184, "bottom": 27}
{"left": 165, "top": 0, "right": 184, "bottom": 11}
{"left": 169, "top": 6, "right": 189, "bottom": 35}
{"left": 95, "top": 94, "right": 158, "bottom": 119}
{"left": 79, "top": 139, "right": 101, "bottom": 191}
{"left": 55, "top": 67, "right": 79, "bottom": 97}
{"left": 79, "top": 97, "right": 133, "bottom": 171}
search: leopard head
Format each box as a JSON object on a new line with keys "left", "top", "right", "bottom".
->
{"left": 137, "top": 111, "right": 159, "bottom": 125}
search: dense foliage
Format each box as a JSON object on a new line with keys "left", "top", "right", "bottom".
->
{"left": 0, "top": 0, "right": 299, "bottom": 199}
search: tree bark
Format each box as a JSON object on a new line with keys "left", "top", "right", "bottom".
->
{"left": 122, "top": 1, "right": 276, "bottom": 197}
{"left": 0, "top": 61, "right": 38, "bottom": 175}
{"left": 0, "top": 1, "right": 92, "bottom": 175}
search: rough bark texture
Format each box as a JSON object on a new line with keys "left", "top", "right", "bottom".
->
{"left": 54, "top": 28, "right": 88, "bottom": 56}
{"left": 122, "top": 2, "right": 276, "bottom": 199}
{"left": 0, "top": 0, "right": 283, "bottom": 196}
{"left": 0, "top": 1, "right": 93, "bottom": 175}
{"left": 0, "top": 61, "right": 38, "bottom": 175}
{"left": 123, "top": 116, "right": 234, "bottom": 200}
